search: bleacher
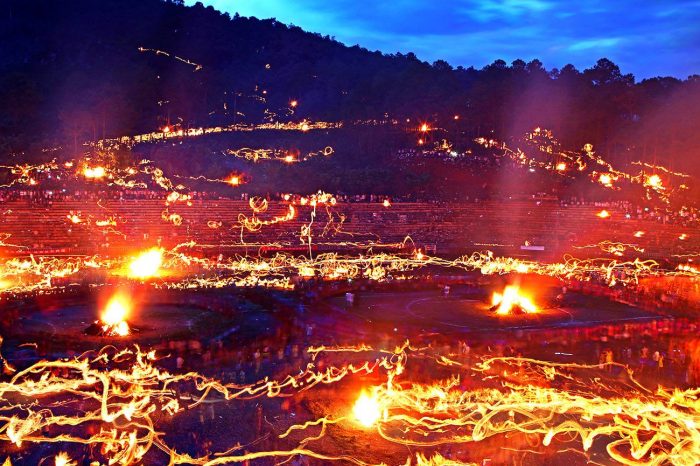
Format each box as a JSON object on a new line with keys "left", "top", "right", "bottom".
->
{"left": 0, "top": 197, "right": 696, "bottom": 260}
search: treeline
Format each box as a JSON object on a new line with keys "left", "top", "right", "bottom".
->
{"left": 1, "top": 0, "right": 699, "bottom": 173}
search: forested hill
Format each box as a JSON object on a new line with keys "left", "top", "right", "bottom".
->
{"left": 1, "top": 0, "right": 699, "bottom": 171}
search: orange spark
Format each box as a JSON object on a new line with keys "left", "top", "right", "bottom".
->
{"left": 353, "top": 390, "right": 381, "bottom": 428}
{"left": 83, "top": 166, "right": 106, "bottom": 179}
{"left": 128, "top": 248, "right": 163, "bottom": 279}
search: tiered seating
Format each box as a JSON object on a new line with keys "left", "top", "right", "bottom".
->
{"left": 1, "top": 197, "right": 697, "bottom": 259}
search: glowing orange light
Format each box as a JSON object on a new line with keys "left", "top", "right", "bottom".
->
{"left": 453, "top": 115, "right": 460, "bottom": 120}
{"left": 418, "top": 139, "right": 424, "bottom": 145}
{"left": 679, "top": 233, "right": 688, "bottom": 240}
{"left": 100, "top": 294, "right": 131, "bottom": 337}
{"left": 646, "top": 174, "right": 663, "bottom": 189}
{"left": 228, "top": 175, "right": 240, "bottom": 186}
{"left": 128, "top": 248, "right": 163, "bottom": 279}
{"left": 284, "top": 155, "right": 296, "bottom": 163}
{"left": 420, "top": 123, "right": 429, "bottom": 132}
{"left": 383, "top": 199, "right": 391, "bottom": 208}
{"left": 597, "top": 210, "right": 610, "bottom": 219}
{"left": 290, "top": 100, "right": 298, "bottom": 108}
{"left": 634, "top": 231, "right": 645, "bottom": 238}
{"left": 162, "top": 126, "right": 171, "bottom": 133}
{"left": 54, "top": 452, "right": 77, "bottom": 466}
{"left": 83, "top": 166, "right": 106, "bottom": 179}
{"left": 598, "top": 173, "right": 613, "bottom": 187}
{"left": 555, "top": 162, "right": 567, "bottom": 171}
{"left": 491, "top": 285, "right": 537, "bottom": 315}
{"left": 301, "top": 122, "right": 310, "bottom": 132}
{"left": 353, "top": 390, "right": 381, "bottom": 428}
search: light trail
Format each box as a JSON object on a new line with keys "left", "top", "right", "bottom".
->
{"left": 0, "top": 318, "right": 698, "bottom": 465}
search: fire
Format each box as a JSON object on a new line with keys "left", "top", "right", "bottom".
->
{"left": 383, "top": 199, "right": 391, "bottom": 208}
{"left": 678, "top": 263, "right": 699, "bottom": 273}
{"left": 598, "top": 173, "right": 614, "bottom": 187}
{"left": 228, "top": 175, "right": 240, "bottom": 186}
{"left": 555, "top": 162, "right": 567, "bottom": 171}
{"left": 100, "top": 294, "right": 131, "bottom": 337}
{"left": 490, "top": 285, "right": 537, "bottom": 315}
{"left": 54, "top": 452, "right": 76, "bottom": 466}
{"left": 83, "top": 166, "right": 106, "bottom": 179}
{"left": 597, "top": 210, "right": 610, "bottom": 218}
{"left": 420, "top": 123, "right": 429, "bottom": 132}
{"left": 290, "top": 100, "right": 298, "bottom": 108}
{"left": 128, "top": 248, "right": 163, "bottom": 279}
{"left": 634, "top": 230, "right": 645, "bottom": 238}
{"left": 353, "top": 390, "right": 381, "bottom": 428}
{"left": 67, "top": 214, "right": 82, "bottom": 224}
{"left": 645, "top": 174, "right": 663, "bottom": 189}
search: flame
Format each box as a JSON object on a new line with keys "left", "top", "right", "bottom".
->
{"left": 54, "top": 452, "right": 76, "bottom": 466}
{"left": 83, "top": 166, "right": 106, "bottom": 179}
{"left": 597, "top": 210, "right": 610, "bottom": 218}
{"left": 645, "top": 174, "right": 663, "bottom": 189}
{"left": 555, "top": 162, "right": 567, "bottom": 171}
{"left": 128, "top": 248, "right": 163, "bottom": 279}
{"left": 100, "top": 293, "right": 131, "bottom": 336}
{"left": 598, "top": 173, "right": 613, "bottom": 187}
{"left": 491, "top": 285, "right": 537, "bottom": 315}
{"left": 353, "top": 390, "right": 381, "bottom": 428}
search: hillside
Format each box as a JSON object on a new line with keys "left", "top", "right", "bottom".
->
{"left": 1, "top": 0, "right": 699, "bottom": 175}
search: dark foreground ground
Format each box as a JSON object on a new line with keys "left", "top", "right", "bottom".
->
{"left": 0, "top": 280, "right": 697, "bottom": 465}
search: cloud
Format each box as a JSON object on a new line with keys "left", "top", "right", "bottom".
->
{"left": 568, "top": 38, "right": 621, "bottom": 52}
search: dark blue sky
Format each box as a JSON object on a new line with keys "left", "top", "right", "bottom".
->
{"left": 187, "top": 0, "right": 700, "bottom": 79}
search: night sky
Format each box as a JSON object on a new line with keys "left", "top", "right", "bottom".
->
{"left": 187, "top": 0, "right": 700, "bottom": 80}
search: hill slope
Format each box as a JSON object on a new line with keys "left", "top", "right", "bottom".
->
{"left": 0, "top": 0, "right": 699, "bottom": 175}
